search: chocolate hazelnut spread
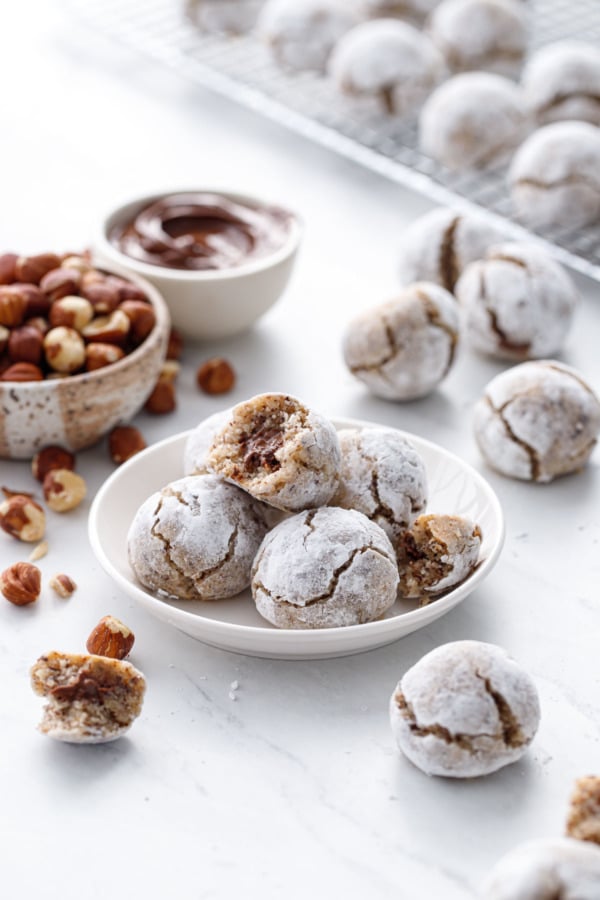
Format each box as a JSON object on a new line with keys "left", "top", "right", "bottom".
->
{"left": 109, "top": 192, "right": 294, "bottom": 271}
{"left": 242, "top": 425, "right": 283, "bottom": 472}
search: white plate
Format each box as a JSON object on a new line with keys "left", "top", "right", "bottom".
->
{"left": 88, "top": 418, "right": 504, "bottom": 660}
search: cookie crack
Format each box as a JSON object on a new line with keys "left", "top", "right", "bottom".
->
{"left": 541, "top": 362, "right": 599, "bottom": 401}
{"left": 416, "top": 287, "right": 458, "bottom": 376}
{"left": 476, "top": 673, "right": 526, "bottom": 748}
{"left": 194, "top": 524, "right": 239, "bottom": 586}
{"left": 393, "top": 691, "right": 500, "bottom": 752}
{"left": 438, "top": 214, "right": 460, "bottom": 291}
{"left": 478, "top": 270, "right": 531, "bottom": 356}
{"left": 514, "top": 174, "right": 600, "bottom": 194}
{"left": 538, "top": 90, "right": 600, "bottom": 116}
{"left": 370, "top": 468, "right": 399, "bottom": 527}
{"left": 150, "top": 498, "right": 197, "bottom": 594}
{"left": 349, "top": 316, "right": 400, "bottom": 379}
{"left": 485, "top": 395, "right": 540, "bottom": 480}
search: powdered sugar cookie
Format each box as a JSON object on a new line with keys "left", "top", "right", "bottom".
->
{"left": 482, "top": 838, "right": 600, "bottom": 899}
{"left": 259, "top": 0, "right": 357, "bottom": 72}
{"left": 398, "top": 207, "right": 503, "bottom": 292}
{"left": 429, "top": 0, "right": 527, "bottom": 77}
{"left": 456, "top": 242, "right": 578, "bottom": 360}
{"left": 396, "top": 514, "right": 482, "bottom": 602}
{"left": 343, "top": 282, "right": 459, "bottom": 400}
{"left": 420, "top": 71, "right": 528, "bottom": 169}
{"left": 252, "top": 507, "right": 399, "bottom": 629}
{"left": 508, "top": 121, "right": 600, "bottom": 229}
{"left": 185, "top": 0, "right": 262, "bottom": 33}
{"left": 330, "top": 427, "right": 428, "bottom": 540}
{"left": 183, "top": 407, "right": 233, "bottom": 476}
{"left": 329, "top": 19, "right": 445, "bottom": 115}
{"left": 522, "top": 41, "right": 600, "bottom": 127}
{"left": 360, "top": 0, "right": 443, "bottom": 24}
{"left": 473, "top": 360, "right": 600, "bottom": 482}
{"left": 205, "top": 393, "right": 341, "bottom": 511}
{"left": 128, "top": 474, "right": 268, "bottom": 601}
{"left": 389, "top": 640, "right": 540, "bottom": 777}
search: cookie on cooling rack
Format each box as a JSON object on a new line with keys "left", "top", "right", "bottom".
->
{"left": 521, "top": 40, "right": 600, "bottom": 127}
{"left": 185, "top": 0, "right": 262, "bottom": 34}
{"left": 258, "top": 0, "right": 357, "bottom": 72}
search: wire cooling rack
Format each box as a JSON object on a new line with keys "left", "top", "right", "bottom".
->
{"left": 67, "top": 0, "right": 600, "bottom": 281}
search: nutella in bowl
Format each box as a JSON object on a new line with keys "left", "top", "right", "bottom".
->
{"left": 96, "top": 190, "right": 302, "bottom": 340}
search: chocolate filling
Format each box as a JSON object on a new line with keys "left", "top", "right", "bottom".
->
{"left": 241, "top": 425, "right": 284, "bottom": 473}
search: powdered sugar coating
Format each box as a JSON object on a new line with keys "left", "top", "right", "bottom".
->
{"left": 398, "top": 207, "right": 504, "bottom": 292}
{"left": 389, "top": 640, "right": 540, "bottom": 777}
{"left": 329, "top": 19, "right": 445, "bottom": 115}
{"left": 127, "top": 474, "right": 268, "bottom": 601}
{"left": 428, "top": 0, "right": 528, "bottom": 77}
{"left": 522, "top": 41, "right": 600, "bottom": 127}
{"left": 259, "top": 0, "right": 357, "bottom": 72}
{"left": 397, "top": 513, "right": 482, "bottom": 600}
{"left": 482, "top": 838, "right": 600, "bottom": 900}
{"left": 420, "top": 71, "right": 528, "bottom": 169}
{"left": 360, "top": 0, "right": 443, "bottom": 23}
{"left": 456, "top": 242, "right": 578, "bottom": 360}
{"left": 185, "top": 0, "right": 262, "bottom": 33}
{"left": 183, "top": 407, "right": 233, "bottom": 476}
{"left": 343, "top": 282, "right": 459, "bottom": 400}
{"left": 508, "top": 121, "right": 600, "bottom": 229}
{"left": 330, "top": 427, "right": 428, "bottom": 539}
{"left": 252, "top": 507, "right": 399, "bottom": 629}
{"left": 473, "top": 360, "right": 600, "bottom": 482}
{"left": 206, "top": 393, "right": 341, "bottom": 512}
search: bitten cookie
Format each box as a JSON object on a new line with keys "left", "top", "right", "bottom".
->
{"left": 389, "top": 640, "right": 540, "bottom": 777}
{"left": 185, "top": 0, "right": 262, "bottom": 33}
{"left": 522, "top": 41, "right": 600, "bottom": 127}
{"left": 396, "top": 514, "right": 482, "bottom": 602}
{"left": 329, "top": 19, "right": 444, "bottom": 115}
{"left": 343, "top": 282, "right": 459, "bottom": 400}
{"left": 429, "top": 0, "right": 527, "bottom": 77}
{"left": 31, "top": 651, "right": 146, "bottom": 743}
{"left": 252, "top": 507, "right": 399, "bottom": 628}
{"left": 508, "top": 121, "right": 600, "bottom": 229}
{"left": 330, "top": 427, "right": 428, "bottom": 540}
{"left": 258, "top": 0, "right": 357, "bottom": 72}
{"left": 398, "top": 207, "right": 503, "bottom": 292}
{"left": 127, "top": 474, "right": 268, "bottom": 600}
{"left": 481, "top": 838, "right": 600, "bottom": 899}
{"left": 420, "top": 72, "right": 528, "bottom": 169}
{"left": 183, "top": 407, "right": 233, "bottom": 476}
{"left": 473, "top": 360, "right": 600, "bottom": 482}
{"left": 566, "top": 776, "right": 600, "bottom": 845}
{"left": 456, "top": 242, "right": 578, "bottom": 360}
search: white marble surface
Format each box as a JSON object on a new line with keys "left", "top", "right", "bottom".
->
{"left": 1, "top": 3, "right": 600, "bottom": 897}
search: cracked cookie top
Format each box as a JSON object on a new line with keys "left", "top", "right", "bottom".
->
{"left": 389, "top": 639, "right": 540, "bottom": 777}
{"left": 457, "top": 242, "right": 578, "bottom": 361}
{"left": 473, "top": 359, "right": 600, "bottom": 482}
{"left": 259, "top": 0, "right": 357, "bottom": 74}
{"left": 205, "top": 393, "right": 342, "bottom": 512}
{"left": 330, "top": 427, "right": 428, "bottom": 540}
{"left": 252, "top": 506, "right": 399, "bottom": 629}
{"left": 482, "top": 838, "right": 600, "bottom": 900}
{"left": 343, "top": 281, "right": 459, "bottom": 400}
{"left": 127, "top": 474, "right": 268, "bottom": 601}
{"left": 522, "top": 41, "right": 600, "bottom": 128}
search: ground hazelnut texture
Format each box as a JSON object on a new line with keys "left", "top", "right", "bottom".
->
{"left": 389, "top": 640, "right": 540, "bottom": 777}
{"left": 205, "top": 393, "right": 341, "bottom": 512}
{"left": 30, "top": 651, "right": 145, "bottom": 743}
{"left": 128, "top": 474, "right": 268, "bottom": 601}
{"left": 481, "top": 838, "right": 600, "bottom": 899}
{"left": 252, "top": 507, "right": 399, "bottom": 629}
{"left": 566, "top": 776, "right": 600, "bottom": 846}
{"left": 473, "top": 360, "right": 600, "bottom": 482}
{"left": 397, "top": 514, "right": 482, "bottom": 602}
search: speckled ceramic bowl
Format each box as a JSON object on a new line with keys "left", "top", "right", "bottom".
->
{"left": 0, "top": 263, "right": 170, "bottom": 459}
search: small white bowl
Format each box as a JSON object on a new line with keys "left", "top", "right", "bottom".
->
{"left": 94, "top": 190, "right": 303, "bottom": 341}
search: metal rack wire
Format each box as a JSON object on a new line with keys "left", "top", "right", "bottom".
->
{"left": 67, "top": 0, "right": 600, "bottom": 281}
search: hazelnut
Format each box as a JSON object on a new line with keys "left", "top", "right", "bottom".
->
{"left": 86, "top": 615, "right": 135, "bottom": 659}
{"left": 166, "top": 327, "right": 183, "bottom": 360}
{"left": 104, "top": 275, "right": 147, "bottom": 302}
{"left": 160, "top": 360, "right": 180, "bottom": 382}
{"left": 61, "top": 256, "right": 92, "bottom": 274}
{"left": 108, "top": 425, "right": 147, "bottom": 464}
{"left": 0, "top": 561, "right": 41, "bottom": 605}
{"left": 0, "top": 253, "right": 17, "bottom": 285}
{"left": 144, "top": 377, "right": 176, "bottom": 415}
{"left": 196, "top": 357, "right": 236, "bottom": 395}
{"left": 49, "top": 573, "right": 77, "bottom": 598}
{"left": 119, "top": 300, "right": 156, "bottom": 344}
{"left": 81, "top": 280, "right": 120, "bottom": 314}
{"left": 0, "top": 286, "right": 26, "bottom": 327}
{"left": 20, "top": 283, "right": 50, "bottom": 318}
{"left": 42, "top": 469, "right": 87, "bottom": 512}
{"left": 0, "top": 495, "right": 46, "bottom": 541}
{"left": 32, "top": 445, "right": 76, "bottom": 483}
{"left": 82, "top": 309, "right": 130, "bottom": 345}
{"left": 24, "top": 316, "right": 50, "bottom": 335}
{"left": 1, "top": 486, "right": 35, "bottom": 500}
{"left": 15, "top": 253, "right": 61, "bottom": 285}
{"left": 0, "top": 362, "right": 44, "bottom": 382}
{"left": 40, "top": 267, "right": 81, "bottom": 302}
{"left": 44, "top": 326, "right": 86, "bottom": 373}
{"left": 49, "top": 296, "right": 93, "bottom": 331}
{"left": 8, "top": 325, "right": 44, "bottom": 365}
{"left": 85, "top": 342, "right": 125, "bottom": 371}
{"left": 0, "top": 324, "right": 9, "bottom": 354}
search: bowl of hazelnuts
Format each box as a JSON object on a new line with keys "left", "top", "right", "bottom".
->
{"left": 0, "top": 251, "right": 170, "bottom": 458}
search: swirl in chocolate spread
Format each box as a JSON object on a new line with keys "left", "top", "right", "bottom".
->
{"left": 109, "top": 193, "right": 294, "bottom": 271}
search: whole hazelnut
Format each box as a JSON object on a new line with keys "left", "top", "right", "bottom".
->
{"left": 49, "top": 296, "right": 94, "bottom": 331}
{"left": 0, "top": 362, "right": 44, "bottom": 382}
{"left": 108, "top": 425, "right": 147, "bottom": 464}
{"left": 166, "top": 328, "right": 183, "bottom": 360}
{"left": 0, "top": 561, "right": 41, "bottom": 605}
{"left": 40, "top": 267, "right": 81, "bottom": 302}
{"left": 8, "top": 325, "right": 44, "bottom": 365}
{"left": 42, "top": 469, "right": 87, "bottom": 512}
{"left": 82, "top": 309, "right": 130, "bottom": 345}
{"left": 15, "top": 253, "right": 61, "bottom": 285}
{"left": 104, "top": 275, "right": 147, "bottom": 302}
{"left": 20, "top": 284, "right": 50, "bottom": 318}
{"left": 197, "top": 358, "right": 236, "bottom": 395}
{"left": 81, "top": 280, "right": 120, "bottom": 314}
{"left": 0, "top": 286, "right": 27, "bottom": 327}
{"left": 0, "top": 324, "right": 9, "bottom": 354}
{"left": 144, "top": 377, "right": 176, "bottom": 415}
{"left": 85, "top": 342, "right": 125, "bottom": 371}
{"left": 44, "top": 326, "right": 86, "bottom": 373}
{"left": 61, "top": 256, "right": 92, "bottom": 274}
{"left": 86, "top": 615, "right": 135, "bottom": 659}
{"left": 24, "top": 316, "right": 50, "bottom": 335}
{"left": 119, "top": 300, "right": 156, "bottom": 344}
{"left": 0, "top": 495, "right": 46, "bottom": 542}
{"left": 0, "top": 253, "right": 18, "bottom": 285}
{"left": 32, "top": 445, "right": 76, "bottom": 483}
